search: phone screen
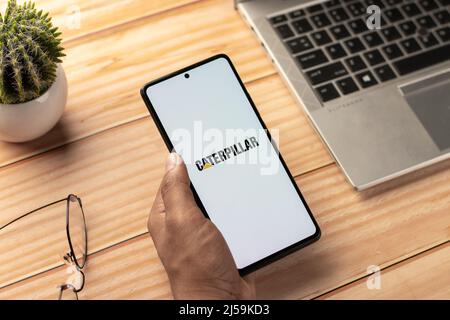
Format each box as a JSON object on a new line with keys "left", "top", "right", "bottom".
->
{"left": 143, "top": 56, "right": 319, "bottom": 271}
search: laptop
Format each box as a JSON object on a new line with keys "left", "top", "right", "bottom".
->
{"left": 235, "top": 0, "right": 450, "bottom": 190}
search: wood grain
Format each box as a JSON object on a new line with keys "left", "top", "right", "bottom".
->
{"left": 0, "top": 0, "right": 277, "bottom": 169}
{"left": 1, "top": 159, "right": 449, "bottom": 299}
{"left": 0, "top": 73, "right": 331, "bottom": 288}
{"left": 255, "top": 162, "right": 450, "bottom": 299}
{"left": 321, "top": 242, "right": 450, "bottom": 299}
{"left": 1, "top": 0, "right": 449, "bottom": 300}
{"left": 0, "top": 235, "right": 172, "bottom": 300}
{"left": 0, "top": 0, "right": 199, "bottom": 41}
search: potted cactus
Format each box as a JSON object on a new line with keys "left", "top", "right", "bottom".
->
{"left": 0, "top": 0, "right": 66, "bottom": 143}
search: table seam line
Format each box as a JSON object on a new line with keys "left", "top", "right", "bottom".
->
{"left": 0, "top": 163, "right": 334, "bottom": 289}
{"left": 62, "top": 0, "right": 203, "bottom": 46}
{"left": 3, "top": 234, "right": 448, "bottom": 297}
{"left": 310, "top": 239, "right": 450, "bottom": 300}
{"left": 0, "top": 232, "right": 149, "bottom": 291}
{"left": 0, "top": 161, "right": 330, "bottom": 290}
{"left": 0, "top": 71, "right": 280, "bottom": 171}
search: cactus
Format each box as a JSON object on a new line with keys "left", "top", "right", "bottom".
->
{"left": 0, "top": 0, "right": 65, "bottom": 104}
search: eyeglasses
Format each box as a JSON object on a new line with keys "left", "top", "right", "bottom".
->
{"left": 0, "top": 195, "right": 88, "bottom": 300}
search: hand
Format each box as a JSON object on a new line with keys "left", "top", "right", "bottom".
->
{"left": 148, "top": 153, "right": 255, "bottom": 300}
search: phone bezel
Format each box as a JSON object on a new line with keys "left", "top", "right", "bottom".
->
{"left": 140, "top": 54, "right": 321, "bottom": 275}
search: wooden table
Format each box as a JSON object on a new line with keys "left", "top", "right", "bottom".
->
{"left": 0, "top": 0, "right": 449, "bottom": 300}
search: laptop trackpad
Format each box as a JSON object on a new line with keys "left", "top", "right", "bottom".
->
{"left": 399, "top": 70, "right": 450, "bottom": 151}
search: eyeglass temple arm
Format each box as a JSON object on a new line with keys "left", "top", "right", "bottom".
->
{"left": 58, "top": 284, "right": 79, "bottom": 300}
{"left": 0, "top": 197, "right": 69, "bottom": 231}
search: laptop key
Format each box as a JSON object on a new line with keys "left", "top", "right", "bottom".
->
{"left": 418, "top": 32, "right": 439, "bottom": 48}
{"left": 365, "top": 0, "right": 385, "bottom": 9}
{"left": 330, "top": 24, "right": 351, "bottom": 39}
{"left": 374, "top": 64, "right": 397, "bottom": 82}
{"left": 355, "top": 70, "right": 378, "bottom": 88}
{"left": 348, "top": 18, "right": 368, "bottom": 34}
{"left": 382, "top": 43, "right": 404, "bottom": 59}
{"left": 286, "top": 36, "right": 313, "bottom": 54}
{"left": 400, "top": 38, "right": 422, "bottom": 53}
{"left": 393, "top": 43, "right": 450, "bottom": 75}
{"left": 381, "top": 26, "right": 402, "bottom": 41}
{"left": 307, "top": 4, "right": 324, "bottom": 14}
{"left": 289, "top": 9, "right": 306, "bottom": 19}
{"left": 311, "top": 13, "right": 332, "bottom": 28}
{"left": 434, "top": 10, "right": 450, "bottom": 25}
{"left": 329, "top": 8, "right": 350, "bottom": 22}
{"left": 379, "top": 16, "right": 388, "bottom": 28}
{"left": 363, "top": 32, "right": 384, "bottom": 47}
{"left": 436, "top": 27, "right": 450, "bottom": 42}
{"left": 297, "top": 49, "right": 329, "bottom": 69}
{"left": 306, "top": 61, "right": 348, "bottom": 85}
{"left": 292, "top": 19, "right": 313, "bottom": 34}
{"left": 348, "top": 2, "right": 365, "bottom": 17}
{"left": 270, "top": 14, "right": 287, "bottom": 25}
{"left": 325, "top": 0, "right": 341, "bottom": 8}
{"left": 344, "top": 37, "right": 366, "bottom": 53}
{"left": 336, "top": 77, "right": 359, "bottom": 95}
{"left": 364, "top": 49, "right": 385, "bottom": 66}
{"left": 276, "top": 24, "right": 295, "bottom": 39}
{"left": 419, "top": 0, "right": 439, "bottom": 11}
{"left": 326, "top": 43, "right": 347, "bottom": 59}
{"left": 417, "top": 15, "right": 437, "bottom": 29}
{"left": 398, "top": 21, "right": 417, "bottom": 36}
{"left": 345, "top": 55, "right": 367, "bottom": 72}
{"left": 401, "top": 3, "right": 422, "bottom": 17}
{"left": 311, "top": 30, "right": 333, "bottom": 46}
{"left": 385, "top": 8, "right": 405, "bottom": 23}
{"left": 386, "top": 0, "right": 402, "bottom": 5}
{"left": 316, "top": 83, "right": 340, "bottom": 102}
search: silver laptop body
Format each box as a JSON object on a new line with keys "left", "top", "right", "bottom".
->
{"left": 236, "top": 0, "right": 450, "bottom": 190}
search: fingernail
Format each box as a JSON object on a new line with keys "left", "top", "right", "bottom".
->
{"left": 166, "top": 152, "right": 179, "bottom": 171}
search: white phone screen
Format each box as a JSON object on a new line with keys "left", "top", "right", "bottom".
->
{"left": 144, "top": 56, "right": 318, "bottom": 270}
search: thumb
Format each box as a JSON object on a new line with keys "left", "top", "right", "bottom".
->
{"left": 160, "top": 153, "right": 199, "bottom": 218}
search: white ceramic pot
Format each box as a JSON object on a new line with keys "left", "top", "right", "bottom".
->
{"left": 0, "top": 64, "right": 67, "bottom": 143}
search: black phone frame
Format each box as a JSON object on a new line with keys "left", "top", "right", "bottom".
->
{"left": 140, "top": 54, "right": 321, "bottom": 275}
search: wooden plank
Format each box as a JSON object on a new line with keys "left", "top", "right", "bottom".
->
{"left": 1, "top": 159, "right": 449, "bottom": 299}
{"left": 0, "top": 0, "right": 199, "bottom": 42}
{"left": 0, "top": 0, "right": 277, "bottom": 169}
{"left": 320, "top": 242, "right": 450, "bottom": 299}
{"left": 0, "top": 118, "right": 165, "bottom": 288}
{"left": 0, "top": 235, "right": 172, "bottom": 300}
{"left": 255, "top": 162, "right": 450, "bottom": 299}
{"left": 0, "top": 74, "right": 331, "bottom": 288}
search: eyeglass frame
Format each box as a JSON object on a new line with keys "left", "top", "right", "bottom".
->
{"left": 0, "top": 194, "right": 88, "bottom": 299}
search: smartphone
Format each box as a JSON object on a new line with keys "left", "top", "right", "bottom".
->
{"left": 141, "top": 54, "right": 320, "bottom": 274}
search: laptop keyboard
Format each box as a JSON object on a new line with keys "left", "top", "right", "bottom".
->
{"left": 269, "top": 0, "right": 450, "bottom": 103}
